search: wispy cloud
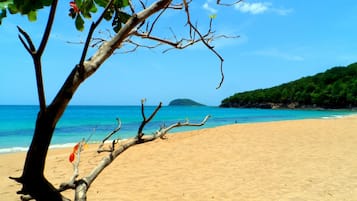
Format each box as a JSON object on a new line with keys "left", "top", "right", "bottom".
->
{"left": 252, "top": 48, "right": 304, "bottom": 61}
{"left": 235, "top": 2, "right": 270, "bottom": 14}
{"left": 272, "top": 7, "right": 293, "bottom": 16}
{"left": 234, "top": 1, "right": 293, "bottom": 15}
{"left": 203, "top": 2, "right": 218, "bottom": 14}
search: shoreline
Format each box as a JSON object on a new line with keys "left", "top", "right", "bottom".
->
{"left": 1, "top": 113, "right": 356, "bottom": 155}
{"left": 2, "top": 116, "right": 357, "bottom": 200}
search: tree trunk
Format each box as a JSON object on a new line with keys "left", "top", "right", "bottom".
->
{"left": 18, "top": 110, "right": 64, "bottom": 200}
{"left": 15, "top": 68, "right": 83, "bottom": 200}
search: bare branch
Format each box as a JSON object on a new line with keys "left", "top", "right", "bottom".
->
{"left": 79, "top": 0, "right": 115, "bottom": 67}
{"left": 128, "top": 0, "right": 135, "bottom": 14}
{"left": 217, "top": 0, "right": 243, "bottom": 6}
{"left": 59, "top": 140, "right": 85, "bottom": 192}
{"left": 182, "top": 1, "right": 225, "bottom": 89}
{"left": 97, "top": 118, "right": 122, "bottom": 153}
{"left": 137, "top": 101, "right": 162, "bottom": 140}
{"left": 17, "top": 26, "right": 35, "bottom": 54}
{"left": 37, "top": 0, "right": 58, "bottom": 55}
{"left": 158, "top": 115, "right": 211, "bottom": 137}
{"left": 167, "top": 1, "right": 191, "bottom": 9}
{"left": 139, "top": 0, "right": 146, "bottom": 9}
{"left": 147, "top": 3, "right": 169, "bottom": 35}
{"left": 15, "top": 0, "right": 58, "bottom": 111}
{"left": 133, "top": 31, "right": 179, "bottom": 47}
{"left": 119, "top": 38, "right": 162, "bottom": 53}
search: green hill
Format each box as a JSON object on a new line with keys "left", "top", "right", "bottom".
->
{"left": 168, "top": 99, "right": 205, "bottom": 106}
{"left": 220, "top": 62, "right": 357, "bottom": 109}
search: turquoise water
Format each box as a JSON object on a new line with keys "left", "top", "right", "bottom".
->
{"left": 0, "top": 105, "right": 355, "bottom": 153}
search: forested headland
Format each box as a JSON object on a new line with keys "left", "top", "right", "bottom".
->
{"left": 220, "top": 62, "right": 357, "bottom": 109}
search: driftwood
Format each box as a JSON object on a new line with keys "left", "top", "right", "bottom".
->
{"left": 97, "top": 118, "right": 122, "bottom": 153}
{"left": 57, "top": 102, "right": 210, "bottom": 201}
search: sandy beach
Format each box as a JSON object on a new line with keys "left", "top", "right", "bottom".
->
{"left": 1, "top": 116, "right": 357, "bottom": 201}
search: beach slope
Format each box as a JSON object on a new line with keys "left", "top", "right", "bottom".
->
{"left": 1, "top": 116, "right": 357, "bottom": 200}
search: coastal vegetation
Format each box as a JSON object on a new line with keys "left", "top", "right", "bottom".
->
{"left": 221, "top": 62, "right": 357, "bottom": 109}
{"left": 169, "top": 98, "right": 205, "bottom": 106}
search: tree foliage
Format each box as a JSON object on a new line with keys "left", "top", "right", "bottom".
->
{"left": 1, "top": 0, "right": 131, "bottom": 32}
{"left": 221, "top": 63, "right": 357, "bottom": 109}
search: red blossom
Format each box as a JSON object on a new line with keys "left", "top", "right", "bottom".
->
{"left": 68, "top": 142, "right": 80, "bottom": 163}
{"left": 70, "top": 1, "right": 80, "bottom": 13}
{"left": 69, "top": 152, "right": 75, "bottom": 163}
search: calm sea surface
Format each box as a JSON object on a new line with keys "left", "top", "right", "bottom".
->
{"left": 0, "top": 105, "right": 355, "bottom": 153}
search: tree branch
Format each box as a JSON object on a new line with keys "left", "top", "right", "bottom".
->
{"left": 97, "top": 118, "right": 122, "bottom": 153}
{"left": 217, "top": 0, "right": 243, "bottom": 6}
{"left": 79, "top": 0, "right": 115, "bottom": 67}
{"left": 72, "top": 110, "right": 209, "bottom": 201}
{"left": 59, "top": 140, "right": 85, "bottom": 192}
{"left": 183, "top": 0, "right": 225, "bottom": 89}
{"left": 16, "top": 0, "right": 58, "bottom": 111}
{"left": 78, "top": 0, "right": 172, "bottom": 81}
{"left": 158, "top": 115, "right": 210, "bottom": 135}
{"left": 17, "top": 26, "right": 36, "bottom": 54}
{"left": 37, "top": 0, "right": 58, "bottom": 55}
{"left": 137, "top": 101, "right": 162, "bottom": 140}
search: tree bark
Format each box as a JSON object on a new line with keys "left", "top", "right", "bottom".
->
{"left": 16, "top": 68, "right": 83, "bottom": 201}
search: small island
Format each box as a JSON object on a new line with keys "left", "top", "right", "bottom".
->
{"left": 168, "top": 99, "right": 205, "bottom": 106}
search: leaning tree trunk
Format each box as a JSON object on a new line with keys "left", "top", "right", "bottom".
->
{"left": 17, "top": 111, "right": 64, "bottom": 201}
{"left": 14, "top": 67, "right": 84, "bottom": 201}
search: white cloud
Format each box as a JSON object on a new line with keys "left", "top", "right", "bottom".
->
{"left": 235, "top": 2, "right": 270, "bottom": 15}
{"left": 234, "top": 2, "right": 293, "bottom": 16}
{"left": 203, "top": 2, "right": 218, "bottom": 14}
{"left": 253, "top": 48, "right": 304, "bottom": 61}
{"left": 272, "top": 8, "right": 293, "bottom": 16}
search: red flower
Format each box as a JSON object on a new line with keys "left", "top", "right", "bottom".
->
{"left": 69, "top": 152, "right": 75, "bottom": 163}
{"left": 68, "top": 142, "right": 80, "bottom": 163}
{"left": 70, "top": 1, "right": 80, "bottom": 13}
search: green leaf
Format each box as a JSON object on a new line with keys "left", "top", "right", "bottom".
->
{"left": 111, "top": 10, "right": 131, "bottom": 32}
{"left": 81, "top": 0, "right": 96, "bottom": 19}
{"left": 75, "top": 0, "right": 82, "bottom": 7}
{"left": 94, "top": 0, "right": 107, "bottom": 7}
{"left": 75, "top": 14, "right": 84, "bottom": 31}
{"left": 114, "top": 0, "right": 128, "bottom": 8}
{"left": 103, "top": 8, "right": 113, "bottom": 21}
{"left": 7, "top": 3, "right": 18, "bottom": 14}
{"left": 0, "top": 0, "right": 12, "bottom": 10}
{"left": 69, "top": 8, "right": 77, "bottom": 19}
{"left": 122, "top": 0, "right": 129, "bottom": 7}
{"left": 89, "top": 1, "right": 97, "bottom": 12}
{"left": 27, "top": 10, "right": 36, "bottom": 21}
{"left": 0, "top": 9, "right": 6, "bottom": 25}
{"left": 42, "top": 0, "right": 53, "bottom": 6}
{"left": 81, "top": 10, "right": 91, "bottom": 19}
{"left": 118, "top": 10, "right": 130, "bottom": 24}
{"left": 209, "top": 14, "right": 217, "bottom": 19}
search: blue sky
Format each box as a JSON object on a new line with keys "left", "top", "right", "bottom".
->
{"left": 1, "top": 0, "right": 357, "bottom": 106}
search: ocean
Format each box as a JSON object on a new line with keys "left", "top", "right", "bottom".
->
{"left": 0, "top": 105, "right": 355, "bottom": 153}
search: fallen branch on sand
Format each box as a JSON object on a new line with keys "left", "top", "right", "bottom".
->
{"left": 58, "top": 101, "right": 210, "bottom": 201}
